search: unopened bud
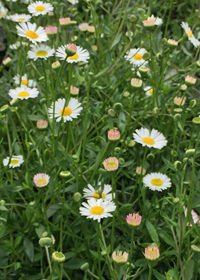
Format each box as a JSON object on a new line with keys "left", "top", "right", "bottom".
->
{"left": 0, "top": 104, "right": 9, "bottom": 113}
{"left": 174, "top": 160, "right": 181, "bottom": 170}
{"left": 80, "top": 262, "right": 89, "bottom": 271}
{"left": 60, "top": 171, "right": 71, "bottom": 177}
{"left": 189, "top": 99, "right": 197, "bottom": 108}
{"left": 39, "top": 237, "right": 52, "bottom": 247}
{"left": 129, "top": 14, "right": 137, "bottom": 22}
{"left": 185, "top": 149, "right": 195, "bottom": 157}
{"left": 123, "top": 91, "right": 130, "bottom": 97}
{"left": 180, "top": 84, "right": 187, "bottom": 91}
{"left": 127, "top": 140, "right": 135, "bottom": 147}
{"left": 118, "top": 158, "right": 125, "bottom": 165}
{"left": 74, "top": 192, "right": 82, "bottom": 202}
{"left": 143, "top": 52, "right": 150, "bottom": 60}
{"left": 52, "top": 61, "right": 60, "bottom": 69}
{"left": 156, "top": 53, "right": 162, "bottom": 61}
{"left": 108, "top": 109, "right": 115, "bottom": 117}
{"left": 52, "top": 251, "right": 65, "bottom": 263}
{"left": 153, "top": 107, "right": 159, "bottom": 114}
{"left": 173, "top": 197, "right": 180, "bottom": 204}
{"left": 147, "top": 153, "right": 155, "bottom": 160}
{"left": 192, "top": 117, "right": 200, "bottom": 124}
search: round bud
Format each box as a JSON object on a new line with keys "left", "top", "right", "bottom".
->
{"left": 39, "top": 237, "right": 52, "bottom": 247}
{"left": 73, "top": 192, "right": 82, "bottom": 202}
{"left": 52, "top": 251, "right": 65, "bottom": 263}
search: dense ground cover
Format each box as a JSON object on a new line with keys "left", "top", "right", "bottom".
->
{"left": 1, "top": 0, "right": 200, "bottom": 279}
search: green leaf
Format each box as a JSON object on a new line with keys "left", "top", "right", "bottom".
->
{"left": 64, "top": 258, "right": 85, "bottom": 269}
{"left": 0, "top": 206, "right": 8, "bottom": 211}
{"left": 110, "top": 32, "right": 122, "bottom": 50}
{"left": 23, "top": 237, "right": 34, "bottom": 262}
{"left": 158, "top": 230, "right": 175, "bottom": 248}
{"left": 47, "top": 204, "right": 61, "bottom": 218}
{"left": 145, "top": 220, "right": 159, "bottom": 244}
{"left": 5, "top": 185, "right": 26, "bottom": 192}
{"left": 153, "top": 269, "right": 166, "bottom": 280}
{"left": 64, "top": 252, "right": 76, "bottom": 260}
{"left": 94, "top": 66, "right": 110, "bottom": 78}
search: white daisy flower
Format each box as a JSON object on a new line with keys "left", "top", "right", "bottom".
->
{"left": 8, "top": 85, "right": 39, "bottom": 100}
{"left": 147, "top": 15, "right": 162, "bottom": 25}
{"left": 28, "top": 1, "right": 53, "bottom": 16}
{"left": 10, "top": 14, "right": 32, "bottom": 22}
{"left": 28, "top": 44, "right": 55, "bottom": 60}
{"left": 3, "top": 155, "right": 24, "bottom": 168}
{"left": 0, "top": 6, "right": 8, "bottom": 19}
{"left": 67, "top": 0, "right": 78, "bottom": 4}
{"left": 56, "top": 45, "right": 90, "bottom": 63}
{"left": 133, "top": 128, "right": 167, "bottom": 149}
{"left": 6, "top": 0, "right": 17, "bottom": 2}
{"left": 9, "top": 41, "right": 28, "bottom": 49}
{"left": 79, "top": 198, "right": 116, "bottom": 223}
{"left": 16, "top": 22, "right": 48, "bottom": 44}
{"left": 144, "top": 86, "right": 153, "bottom": 96}
{"left": 181, "top": 22, "right": 199, "bottom": 48}
{"left": 13, "top": 74, "right": 36, "bottom": 87}
{"left": 143, "top": 172, "right": 171, "bottom": 191}
{"left": 125, "top": 48, "right": 147, "bottom": 67}
{"left": 48, "top": 98, "right": 83, "bottom": 122}
{"left": 83, "top": 183, "right": 114, "bottom": 201}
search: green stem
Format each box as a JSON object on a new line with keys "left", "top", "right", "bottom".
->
{"left": 128, "top": 229, "right": 135, "bottom": 277}
{"left": 45, "top": 246, "right": 52, "bottom": 274}
{"left": 164, "top": 0, "right": 173, "bottom": 38}
{"left": 97, "top": 222, "right": 102, "bottom": 280}
{"left": 148, "top": 264, "right": 152, "bottom": 280}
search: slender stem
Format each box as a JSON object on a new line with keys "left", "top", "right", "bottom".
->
{"left": 128, "top": 229, "right": 134, "bottom": 277}
{"left": 148, "top": 264, "right": 152, "bottom": 280}
{"left": 97, "top": 222, "right": 102, "bottom": 280}
{"left": 164, "top": 0, "right": 173, "bottom": 38}
{"left": 45, "top": 246, "right": 52, "bottom": 274}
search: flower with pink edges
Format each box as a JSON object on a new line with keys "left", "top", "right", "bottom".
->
{"left": 126, "top": 213, "right": 142, "bottom": 227}
{"left": 136, "top": 166, "right": 146, "bottom": 175}
{"left": 37, "top": 119, "right": 48, "bottom": 129}
{"left": 108, "top": 129, "right": 120, "bottom": 141}
{"left": 144, "top": 245, "right": 160, "bottom": 260}
{"left": 168, "top": 39, "right": 178, "bottom": 47}
{"left": 183, "top": 206, "right": 200, "bottom": 226}
{"left": 173, "top": 96, "right": 186, "bottom": 106}
{"left": 45, "top": 26, "right": 57, "bottom": 35}
{"left": 33, "top": 173, "right": 50, "bottom": 187}
{"left": 112, "top": 251, "right": 129, "bottom": 264}
{"left": 66, "top": 43, "right": 77, "bottom": 55}
{"left": 103, "top": 157, "right": 118, "bottom": 171}
{"left": 79, "top": 22, "right": 89, "bottom": 31}
{"left": 143, "top": 19, "right": 156, "bottom": 27}
{"left": 185, "top": 75, "right": 196, "bottom": 85}
{"left": 59, "top": 17, "right": 76, "bottom": 26}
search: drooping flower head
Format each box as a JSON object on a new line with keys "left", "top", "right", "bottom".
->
{"left": 79, "top": 198, "right": 116, "bottom": 223}
{"left": 13, "top": 74, "right": 36, "bottom": 87}
{"left": 48, "top": 98, "right": 83, "bottom": 122}
{"left": 83, "top": 183, "right": 114, "bottom": 201}
{"left": 103, "top": 157, "right": 119, "bottom": 171}
{"left": 143, "top": 172, "right": 171, "bottom": 191}
{"left": 10, "top": 14, "right": 32, "bottom": 22}
{"left": 126, "top": 213, "right": 142, "bottom": 227}
{"left": 181, "top": 22, "right": 199, "bottom": 48}
{"left": 144, "top": 245, "right": 160, "bottom": 260}
{"left": 133, "top": 128, "right": 167, "bottom": 149}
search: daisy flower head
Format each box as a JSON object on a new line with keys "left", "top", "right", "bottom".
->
{"left": 28, "top": 1, "right": 53, "bottom": 16}
{"left": 144, "top": 86, "right": 153, "bottom": 96}
{"left": 10, "top": 14, "right": 32, "bottom": 22}
{"left": 126, "top": 213, "right": 142, "bottom": 227}
{"left": 147, "top": 15, "right": 162, "bottom": 25}
{"left": 8, "top": 85, "right": 39, "bottom": 100}
{"left": 28, "top": 44, "right": 55, "bottom": 60}
{"left": 83, "top": 183, "right": 114, "bottom": 201}
{"left": 143, "top": 172, "right": 171, "bottom": 191}
{"left": 79, "top": 198, "right": 116, "bottom": 223}
{"left": 125, "top": 48, "right": 147, "bottom": 67}
{"left": 13, "top": 74, "right": 36, "bottom": 87}
{"left": 133, "top": 128, "right": 167, "bottom": 149}
{"left": 181, "top": 22, "right": 199, "bottom": 48}
{"left": 33, "top": 173, "right": 50, "bottom": 187}
{"left": 56, "top": 45, "right": 89, "bottom": 63}
{"left": 16, "top": 22, "right": 48, "bottom": 44}
{"left": 45, "top": 26, "right": 57, "bottom": 35}
{"left": 103, "top": 157, "right": 119, "bottom": 171}
{"left": 183, "top": 206, "right": 200, "bottom": 226}
{"left": 3, "top": 155, "right": 24, "bottom": 168}
{"left": 48, "top": 98, "right": 83, "bottom": 122}
{"left": 112, "top": 251, "right": 129, "bottom": 264}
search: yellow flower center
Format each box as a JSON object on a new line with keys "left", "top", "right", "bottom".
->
{"left": 133, "top": 53, "right": 143, "bottom": 60}
{"left": 37, "top": 179, "right": 47, "bottom": 184}
{"left": 35, "top": 5, "right": 45, "bottom": 12}
{"left": 21, "top": 79, "right": 28, "bottom": 86}
{"left": 187, "top": 30, "right": 193, "bottom": 38}
{"left": 151, "top": 178, "right": 163, "bottom": 186}
{"left": 106, "top": 162, "right": 117, "bottom": 167}
{"left": 0, "top": 12, "right": 6, "bottom": 18}
{"left": 18, "top": 91, "right": 30, "bottom": 97}
{"left": 90, "top": 206, "right": 104, "bottom": 215}
{"left": 68, "top": 53, "right": 79, "bottom": 60}
{"left": 36, "top": 51, "right": 48, "bottom": 57}
{"left": 147, "top": 18, "right": 155, "bottom": 21}
{"left": 148, "top": 89, "right": 153, "bottom": 94}
{"left": 142, "top": 137, "right": 155, "bottom": 145}
{"left": 10, "top": 159, "right": 19, "bottom": 165}
{"left": 93, "top": 192, "right": 106, "bottom": 199}
{"left": 59, "top": 107, "right": 72, "bottom": 116}
{"left": 26, "top": 30, "right": 38, "bottom": 39}
{"left": 18, "top": 18, "right": 25, "bottom": 21}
